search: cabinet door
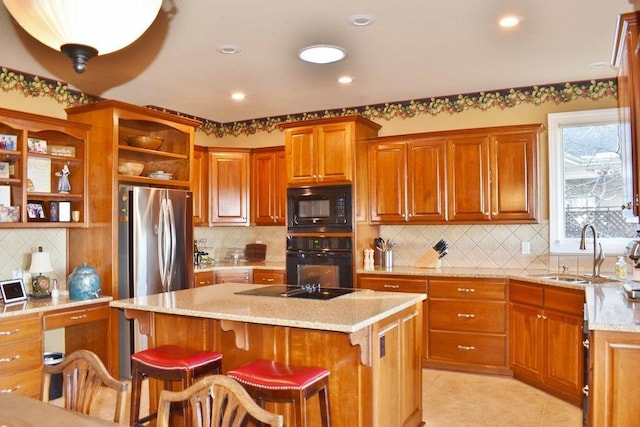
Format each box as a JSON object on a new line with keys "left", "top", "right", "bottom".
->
{"left": 490, "top": 132, "right": 537, "bottom": 221}
{"left": 368, "top": 142, "right": 407, "bottom": 223}
{"left": 253, "top": 269, "right": 286, "bottom": 285}
{"left": 285, "top": 127, "right": 317, "bottom": 184}
{"left": 317, "top": 123, "right": 352, "bottom": 182}
{"left": 543, "top": 309, "right": 583, "bottom": 400}
{"left": 407, "top": 139, "right": 447, "bottom": 222}
{"left": 447, "top": 135, "right": 490, "bottom": 221}
{"left": 509, "top": 302, "right": 543, "bottom": 381}
{"left": 251, "top": 148, "right": 286, "bottom": 225}
{"left": 192, "top": 146, "right": 209, "bottom": 226}
{"left": 209, "top": 151, "right": 249, "bottom": 224}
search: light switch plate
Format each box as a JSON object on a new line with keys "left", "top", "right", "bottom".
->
{"left": 521, "top": 241, "right": 531, "bottom": 255}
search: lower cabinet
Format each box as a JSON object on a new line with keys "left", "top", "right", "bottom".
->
{"left": 194, "top": 271, "right": 214, "bottom": 287}
{"left": 589, "top": 329, "right": 640, "bottom": 426}
{"left": 0, "top": 313, "right": 42, "bottom": 397}
{"left": 358, "top": 274, "right": 427, "bottom": 361}
{"left": 253, "top": 269, "right": 286, "bottom": 285}
{"left": 214, "top": 269, "right": 252, "bottom": 284}
{"left": 426, "top": 277, "right": 509, "bottom": 374}
{"left": 509, "top": 280, "right": 584, "bottom": 405}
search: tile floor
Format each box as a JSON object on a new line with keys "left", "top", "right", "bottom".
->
{"left": 80, "top": 369, "right": 584, "bottom": 426}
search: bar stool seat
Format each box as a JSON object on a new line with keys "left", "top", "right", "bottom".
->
{"left": 227, "top": 359, "right": 331, "bottom": 427}
{"left": 130, "top": 344, "right": 223, "bottom": 426}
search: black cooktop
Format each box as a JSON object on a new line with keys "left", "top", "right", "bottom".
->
{"left": 235, "top": 285, "right": 355, "bottom": 300}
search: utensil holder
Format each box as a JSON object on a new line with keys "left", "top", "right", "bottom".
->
{"left": 414, "top": 248, "right": 442, "bottom": 269}
{"left": 382, "top": 250, "right": 393, "bottom": 270}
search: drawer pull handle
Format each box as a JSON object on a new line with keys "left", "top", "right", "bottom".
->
{"left": 457, "top": 345, "right": 476, "bottom": 351}
{"left": 264, "top": 278, "right": 275, "bottom": 282}
{"left": 0, "top": 328, "right": 20, "bottom": 336}
{"left": 457, "top": 288, "right": 475, "bottom": 293}
{"left": 70, "top": 314, "right": 88, "bottom": 321}
{"left": 582, "top": 385, "right": 589, "bottom": 396}
{"left": 384, "top": 284, "right": 400, "bottom": 289}
{"left": 0, "top": 385, "right": 21, "bottom": 393}
{"left": 457, "top": 313, "right": 476, "bottom": 319}
{"left": 0, "top": 354, "right": 20, "bottom": 363}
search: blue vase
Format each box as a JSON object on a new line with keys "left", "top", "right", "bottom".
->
{"left": 68, "top": 263, "right": 101, "bottom": 300}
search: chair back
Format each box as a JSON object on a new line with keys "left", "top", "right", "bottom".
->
{"left": 41, "top": 349, "right": 129, "bottom": 424}
{"left": 157, "top": 374, "right": 283, "bottom": 427}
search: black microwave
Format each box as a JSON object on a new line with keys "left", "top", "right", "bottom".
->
{"left": 287, "top": 185, "right": 353, "bottom": 232}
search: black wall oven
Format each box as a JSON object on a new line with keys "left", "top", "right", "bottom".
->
{"left": 286, "top": 236, "right": 353, "bottom": 288}
{"left": 287, "top": 184, "right": 352, "bottom": 233}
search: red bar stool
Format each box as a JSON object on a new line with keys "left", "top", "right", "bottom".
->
{"left": 130, "top": 344, "right": 223, "bottom": 426}
{"left": 227, "top": 359, "right": 331, "bottom": 427}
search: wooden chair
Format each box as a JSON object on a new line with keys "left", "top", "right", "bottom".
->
{"left": 156, "top": 374, "right": 283, "bottom": 427}
{"left": 41, "top": 349, "right": 129, "bottom": 424}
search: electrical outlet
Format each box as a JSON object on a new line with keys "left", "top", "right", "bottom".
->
{"left": 521, "top": 241, "right": 531, "bottom": 255}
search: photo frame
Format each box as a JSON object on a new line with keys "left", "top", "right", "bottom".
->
{"left": 0, "top": 279, "right": 27, "bottom": 304}
{"left": 26, "top": 200, "right": 47, "bottom": 221}
{"left": 49, "top": 201, "right": 59, "bottom": 222}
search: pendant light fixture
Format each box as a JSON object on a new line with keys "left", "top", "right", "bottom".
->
{"left": 2, "top": 0, "right": 162, "bottom": 73}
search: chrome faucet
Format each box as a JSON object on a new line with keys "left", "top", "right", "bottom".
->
{"left": 579, "top": 224, "right": 605, "bottom": 277}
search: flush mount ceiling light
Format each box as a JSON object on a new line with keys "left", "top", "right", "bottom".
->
{"left": 298, "top": 45, "right": 346, "bottom": 64}
{"left": 338, "top": 76, "right": 353, "bottom": 84}
{"left": 2, "top": 0, "right": 162, "bottom": 73}
{"left": 348, "top": 14, "right": 376, "bottom": 26}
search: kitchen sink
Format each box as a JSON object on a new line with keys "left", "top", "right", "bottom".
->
{"left": 531, "top": 273, "right": 619, "bottom": 284}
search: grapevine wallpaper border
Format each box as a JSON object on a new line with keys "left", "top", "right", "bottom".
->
{"left": 1, "top": 66, "right": 617, "bottom": 138}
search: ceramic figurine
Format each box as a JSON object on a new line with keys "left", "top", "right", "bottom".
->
{"left": 55, "top": 164, "right": 71, "bottom": 193}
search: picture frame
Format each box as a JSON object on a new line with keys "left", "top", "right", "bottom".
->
{"left": 49, "top": 201, "right": 59, "bottom": 222}
{"left": 0, "top": 279, "right": 27, "bottom": 304}
{"left": 0, "top": 134, "right": 17, "bottom": 151}
{"left": 27, "top": 137, "right": 47, "bottom": 154}
{"left": 26, "top": 200, "right": 47, "bottom": 221}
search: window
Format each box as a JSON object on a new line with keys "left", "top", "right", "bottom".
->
{"left": 548, "top": 108, "right": 637, "bottom": 255}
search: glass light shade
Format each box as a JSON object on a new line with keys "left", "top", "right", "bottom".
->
{"left": 29, "top": 251, "right": 53, "bottom": 274}
{"left": 3, "top": 0, "right": 162, "bottom": 71}
{"left": 298, "top": 45, "right": 346, "bottom": 64}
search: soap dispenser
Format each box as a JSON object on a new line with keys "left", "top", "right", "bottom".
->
{"left": 616, "top": 256, "right": 627, "bottom": 279}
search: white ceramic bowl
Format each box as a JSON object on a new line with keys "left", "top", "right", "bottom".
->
{"left": 118, "top": 161, "right": 145, "bottom": 176}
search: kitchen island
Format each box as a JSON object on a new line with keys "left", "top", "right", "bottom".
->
{"left": 111, "top": 284, "right": 425, "bottom": 426}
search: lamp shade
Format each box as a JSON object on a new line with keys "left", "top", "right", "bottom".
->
{"left": 3, "top": 0, "right": 162, "bottom": 72}
{"left": 29, "top": 251, "right": 53, "bottom": 274}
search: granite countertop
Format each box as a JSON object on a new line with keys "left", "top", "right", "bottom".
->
{"left": 586, "top": 283, "right": 640, "bottom": 332}
{"left": 1, "top": 293, "right": 113, "bottom": 318}
{"left": 110, "top": 283, "right": 425, "bottom": 333}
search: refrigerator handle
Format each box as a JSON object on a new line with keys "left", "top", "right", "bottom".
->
{"left": 157, "top": 198, "right": 171, "bottom": 291}
{"left": 166, "top": 198, "right": 177, "bottom": 291}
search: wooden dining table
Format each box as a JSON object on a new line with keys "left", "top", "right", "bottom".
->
{"left": 0, "top": 393, "right": 118, "bottom": 426}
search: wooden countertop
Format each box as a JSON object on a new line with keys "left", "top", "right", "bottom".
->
{"left": 0, "top": 294, "right": 112, "bottom": 318}
{"left": 110, "top": 283, "right": 425, "bottom": 333}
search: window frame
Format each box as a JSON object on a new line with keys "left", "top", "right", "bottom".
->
{"left": 548, "top": 107, "right": 634, "bottom": 255}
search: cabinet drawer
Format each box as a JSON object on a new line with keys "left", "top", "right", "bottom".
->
{"left": 509, "top": 281, "right": 543, "bottom": 306}
{"left": 430, "top": 300, "right": 506, "bottom": 333}
{"left": 359, "top": 276, "right": 426, "bottom": 293}
{"left": 429, "top": 278, "right": 506, "bottom": 300}
{"left": 0, "top": 367, "right": 42, "bottom": 397}
{"left": 253, "top": 270, "right": 286, "bottom": 285}
{"left": 214, "top": 271, "right": 252, "bottom": 284}
{"left": 544, "top": 286, "right": 584, "bottom": 314}
{"left": 194, "top": 271, "right": 214, "bottom": 287}
{"left": 0, "top": 339, "right": 42, "bottom": 374}
{"left": 0, "top": 315, "right": 41, "bottom": 345}
{"left": 429, "top": 331, "right": 506, "bottom": 367}
{"left": 43, "top": 305, "right": 109, "bottom": 330}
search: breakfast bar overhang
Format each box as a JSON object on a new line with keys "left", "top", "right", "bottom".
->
{"left": 110, "top": 284, "right": 425, "bottom": 426}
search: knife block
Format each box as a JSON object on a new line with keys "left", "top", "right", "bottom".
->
{"left": 414, "top": 248, "right": 442, "bottom": 269}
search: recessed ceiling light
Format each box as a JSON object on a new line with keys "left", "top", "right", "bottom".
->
{"left": 338, "top": 76, "right": 353, "bottom": 84}
{"left": 499, "top": 15, "right": 521, "bottom": 28}
{"left": 231, "top": 92, "right": 245, "bottom": 101}
{"left": 217, "top": 44, "right": 241, "bottom": 55}
{"left": 348, "top": 14, "right": 375, "bottom": 26}
{"left": 298, "top": 45, "right": 346, "bottom": 64}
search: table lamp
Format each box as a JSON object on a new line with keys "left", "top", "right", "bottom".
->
{"left": 30, "top": 246, "right": 53, "bottom": 297}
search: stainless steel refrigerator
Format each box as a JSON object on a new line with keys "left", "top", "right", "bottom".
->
{"left": 117, "top": 186, "right": 194, "bottom": 378}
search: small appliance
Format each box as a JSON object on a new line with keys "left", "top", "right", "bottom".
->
{"left": 287, "top": 184, "right": 352, "bottom": 233}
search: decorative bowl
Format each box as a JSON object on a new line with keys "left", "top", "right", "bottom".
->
{"left": 147, "top": 170, "right": 173, "bottom": 180}
{"left": 118, "top": 161, "right": 145, "bottom": 176}
{"left": 125, "top": 135, "right": 163, "bottom": 150}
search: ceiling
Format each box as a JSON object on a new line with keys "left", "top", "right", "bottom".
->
{"left": 0, "top": 0, "right": 635, "bottom": 124}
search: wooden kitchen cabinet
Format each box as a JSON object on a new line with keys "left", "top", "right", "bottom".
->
{"left": 194, "top": 270, "right": 214, "bottom": 287}
{"left": 589, "top": 329, "right": 640, "bottom": 426}
{"left": 358, "top": 274, "right": 428, "bottom": 361}
{"left": 253, "top": 269, "right": 286, "bottom": 285}
{"left": 0, "top": 107, "right": 90, "bottom": 228}
{"left": 209, "top": 149, "right": 250, "bottom": 225}
{"left": 0, "top": 313, "right": 42, "bottom": 397}
{"left": 251, "top": 147, "right": 286, "bottom": 225}
{"left": 368, "top": 137, "right": 447, "bottom": 223}
{"left": 613, "top": 12, "right": 640, "bottom": 217}
{"left": 192, "top": 146, "right": 209, "bottom": 226}
{"left": 213, "top": 269, "right": 252, "bottom": 284}
{"left": 509, "top": 280, "right": 584, "bottom": 405}
{"left": 426, "top": 277, "right": 509, "bottom": 374}
{"left": 281, "top": 116, "right": 381, "bottom": 185}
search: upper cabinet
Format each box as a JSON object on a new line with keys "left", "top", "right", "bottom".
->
{"left": 209, "top": 149, "right": 250, "bottom": 225}
{"left": 613, "top": 12, "right": 640, "bottom": 217}
{"left": 192, "top": 146, "right": 209, "bottom": 226}
{"left": 0, "top": 107, "right": 90, "bottom": 228}
{"left": 251, "top": 146, "right": 286, "bottom": 225}
{"left": 368, "top": 124, "right": 542, "bottom": 224}
{"left": 281, "top": 116, "right": 381, "bottom": 186}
